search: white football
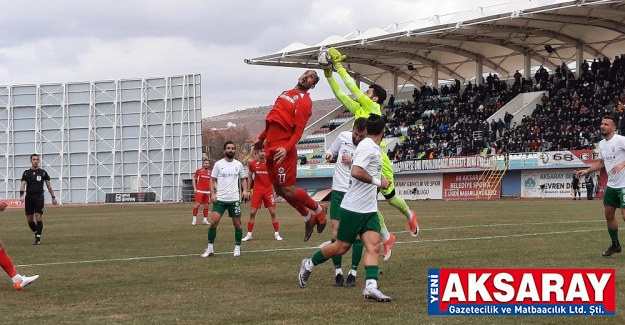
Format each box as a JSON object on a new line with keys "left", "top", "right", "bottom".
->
{"left": 317, "top": 50, "right": 332, "bottom": 67}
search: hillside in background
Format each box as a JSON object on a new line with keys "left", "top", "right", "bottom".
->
{"left": 202, "top": 98, "right": 341, "bottom": 137}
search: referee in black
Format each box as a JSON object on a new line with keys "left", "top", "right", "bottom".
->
{"left": 19, "top": 154, "right": 57, "bottom": 245}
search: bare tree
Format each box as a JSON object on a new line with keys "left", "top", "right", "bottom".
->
{"left": 202, "top": 127, "right": 254, "bottom": 164}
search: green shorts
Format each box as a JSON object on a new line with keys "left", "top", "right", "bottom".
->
{"left": 380, "top": 153, "right": 395, "bottom": 196}
{"left": 336, "top": 208, "right": 381, "bottom": 244}
{"left": 212, "top": 200, "right": 242, "bottom": 218}
{"left": 603, "top": 186, "right": 625, "bottom": 208}
{"left": 330, "top": 191, "right": 346, "bottom": 220}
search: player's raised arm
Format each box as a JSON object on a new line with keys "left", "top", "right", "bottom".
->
{"left": 326, "top": 71, "right": 362, "bottom": 114}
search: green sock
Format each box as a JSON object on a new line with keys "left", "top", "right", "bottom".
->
{"left": 311, "top": 250, "right": 329, "bottom": 266}
{"left": 608, "top": 228, "right": 619, "bottom": 245}
{"left": 235, "top": 228, "right": 242, "bottom": 245}
{"left": 208, "top": 228, "right": 217, "bottom": 244}
{"left": 331, "top": 239, "right": 342, "bottom": 269}
{"left": 365, "top": 265, "right": 379, "bottom": 280}
{"left": 387, "top": 195, "right": 411, "bottom": 219}
{"left": 351, "top": 239, "right": 363, "bottom": 270}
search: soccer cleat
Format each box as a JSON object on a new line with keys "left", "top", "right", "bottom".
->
{"left": 233, "top": 246, "right": 241, "bottom": 257}
{"left": 407, "top": 210, "right": 419, "bottom": 237}
{"left": 14, "top": 275, "right": 39, "bottom": 291}
{"left": 334, "top": 273, "right": 345, "bottom": 287}
{"left": 202, "top": 218, "right": 210, "bottom": 225}
{"left": 200, "top": 246, "right": 214, "bottom": 258}
{"left": 304, "top": 220, "right": 314, "bottom": 242}
{"left": 345, "top": 273, "right": 356, "bottom": 287}
{"left": 242, "top": 233, "right": 253, "bottom": 242}
{"left": 274, "top": 233, "right": 283, "bottom": 241}
{"left": 315, "top": 204, "right": 328, "bottom": 234}
{"left": 298, "top": 259, "right": 312, "bottom": 288}
{"left": 34, "top": 235, "right": 41, "bottom": 246}
{"left": 602, "top": 244, "right": 622, "bottom": 257}
{"left": 191, "top": 217, "right": 197, "bottom": 226}
{"left": 363, "top": 287, "right": 392, "bottom": 302}
{"left": 383, "top": 233, "right": 396, "bottom": 261}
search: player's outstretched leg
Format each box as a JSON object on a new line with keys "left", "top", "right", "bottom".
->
{"left": 0, "top": 246, "right": 39, "bottom": 290}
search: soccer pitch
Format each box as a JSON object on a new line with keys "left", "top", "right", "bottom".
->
{"left": 0, "top": 200, "right": 623, "bottom": 325}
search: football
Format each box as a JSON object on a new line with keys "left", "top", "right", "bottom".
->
{"left": 317, "top": 50, "right": 332, "bottom": 68}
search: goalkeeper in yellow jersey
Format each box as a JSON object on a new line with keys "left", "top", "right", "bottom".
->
{"left": 323, "top": 48, "right": 420, "bottom": 250}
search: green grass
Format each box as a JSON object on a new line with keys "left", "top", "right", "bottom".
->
{"left": 0, "top": 199, "right": 623, "bottom": 325}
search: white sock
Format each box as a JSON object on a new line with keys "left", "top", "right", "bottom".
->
{"left": 305, "top": 259, "right": 314, "bottom": 271}
{"left": 381, "top": 227, "right": 391, "bottom": 243}
{"left": 208, "top": 243, "right": 213, "bottom": 250}
{"left": 192, "top": 216, "right": 197, "bottom": 221}
{"left": 203, "top": 217, "right": 208, "bottom": 221}
{"left": 405, "top": 211, "right": 413, "bottom": 220}
{"left": 348, "top": 269, "right": 357, "bottom": 277}
{"left": 11, "top": 274, "right": 22, "bottom": 283}
{"left": 335, "top": 268, "right": 343, "bottom": 276}
{"left": 274, "top": 231, "right": 279, "bottom": 236}
{"left": 247, "top": 232, "right": 252, "bottom": 236}
{"left": 303, "top": 212, "right": 312, "bottom": 222}
{"left": 366, "top": 279, "right": 378, "bottom": 289}
{"left": 315, "top": 204, "right": 323, "bottom": 213}
{"left": 235, "top": 245, "right": 240, "bottom": 250}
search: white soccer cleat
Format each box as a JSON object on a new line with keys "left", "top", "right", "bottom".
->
{"left": 274, "top": 233, "right": 283, "bottom": 241}
{"left": 233, "top": 246, "right": 241, "bottom": 257}
{"left": 202, "top": 218, "right": 210, "bottom": 225}
{"left": 191, "top": 217, "right": 197, "bottom": 226}
{"left": 363, "top": 287, "right": 392, "bottom": 302}
{"left": 14, "top": 275, "right": 39, "bottom": 291}
{"left": 200, "top": 246, "right": 214, "bottom": 258}
{"left": 242, "top": 233, "right": 253, "bottom": 242}
{"left": 298, "top": 258, "right": 312, "bottom": 288}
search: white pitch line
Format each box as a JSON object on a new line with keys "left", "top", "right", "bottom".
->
{"left": 392, "top": 219, "right": 604, "bottom": 233}
{"left": 16, "top": 228, "right": 603, "bottom": 268}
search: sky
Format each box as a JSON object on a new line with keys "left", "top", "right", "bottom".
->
{"left": 0, "top": 0, "right": 555, "bottom": 118}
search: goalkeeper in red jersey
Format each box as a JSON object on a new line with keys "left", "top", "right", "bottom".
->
{"left": 253, "top": 70, "right": 328, "bottom": 242}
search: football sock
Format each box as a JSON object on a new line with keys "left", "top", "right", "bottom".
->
{"left": 378, "top": 211, "right": 387, "bottom": 233}
{"left": 365, "top": 265, "right": 379, "bottom": 281}
{"left": 272, "top": 222, "right": 279, "bottom": 232}
{"left": 208, "top": 228, "right": 217, "bottom": 244}
{"left": 311, "top": 250, "right": 328, "bottom": 266}
{"left": 203, "top": 208, "right": 209, "bottom": 218}
{"left": 351, "top": 239, "right": 363, "bottom": 271}
{"left": 294, "top": 188, "right": 318, "bottom": 211}
{"left": 235, "top": 228, "right": 242, "bottom": 245}
{"left": 608, "top": 228, "right": 619, "bottom": 246}
{"left": 247, "top": 222, "right": 254, "bottom": 232}
{"left": 192, "top": 207, "right": 198, "bottom": 216}
{"left": 387, "top": 195, "right": 412, "bottom": 220}
{"left": 283, "top": 196, "right": 309, "bottom": 216}
{"left": 380, "top": 227, "right": 391, "bottom": 243}
{"left": 36, "top": 221, "right": 43, "bottom": 238}
{"left": 0, "top": 249, "right": 18, "bottom": 278}
{"left": 331, "top": 239, "right": 342, "bottom": 269}
{"left": 28, "top": 222, "right": 36, "bottom": 233}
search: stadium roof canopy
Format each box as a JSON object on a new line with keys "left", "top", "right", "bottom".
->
{"left": 245, "top": 0, "right": 625, "bottom": 91}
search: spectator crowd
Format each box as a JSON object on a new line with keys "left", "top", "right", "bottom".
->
{"left": 385, "top": 55, "right": 625, "bottom": 161}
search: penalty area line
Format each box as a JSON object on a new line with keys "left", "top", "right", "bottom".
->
{"left": 16, "top": 228, "right": 602, "bottom": 268}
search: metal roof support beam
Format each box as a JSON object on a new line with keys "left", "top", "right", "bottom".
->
{"left": 524, "top": 51, "right": 531, "bottom": 80}
{"left": 372, "top": 42, "right": 509, "bottom": 77}
{"left": 433, "top": 64, "right": 439, "bottom": 88}
{"left": 576, "top": 45, "right": 584, "bottom": 78}
{"left": 476, "top": 56, "right": 483, "bottom": 86}
{"left": 346, "top": 59, "right": 425, "bottom": 86}
{"left": 392, "top": 71, "right": 398, "bottom": 97}
{"left": 529, "top": 13, "right": 625, "bottom": 35}
{"left": 340, "top": 48, "right": 466, "bottom": 82}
